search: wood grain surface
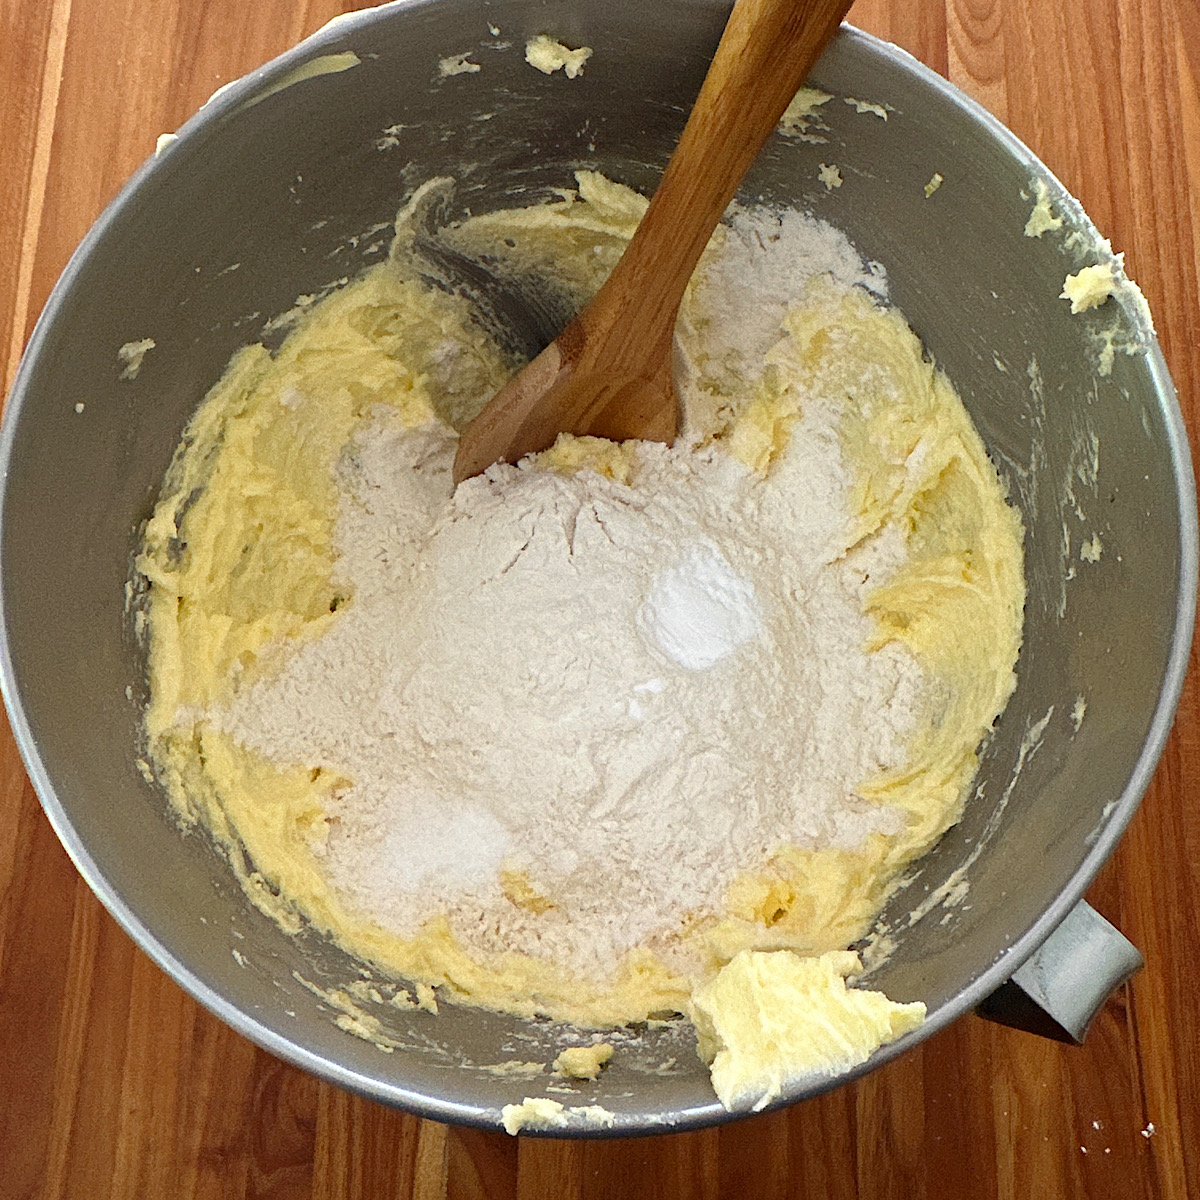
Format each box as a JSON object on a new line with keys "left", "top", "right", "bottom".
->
{"left": 1, "top": 1, "right": 1197, "bottom": 1197}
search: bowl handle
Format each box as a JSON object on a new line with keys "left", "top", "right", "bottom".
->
{"left": 974, "top": 900, "right": 1143, "bottom": 1043}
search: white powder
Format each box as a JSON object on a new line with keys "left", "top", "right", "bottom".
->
{"left": 676, "top": 207, "right": 885, "bottom": 439}
{"left": 217, "top": 212, "right": 925, "bottom": 982}
{"left": 639, "top": 543, "right": 761, "bottom": 670}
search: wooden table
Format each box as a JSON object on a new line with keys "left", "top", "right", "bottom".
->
{"left": 1, "top": 1, "right": 1197, "bottom": 1196}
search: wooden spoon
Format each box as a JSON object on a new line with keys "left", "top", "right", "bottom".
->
{"left": 452, "top": 0, "right": 855, "bottom": 485}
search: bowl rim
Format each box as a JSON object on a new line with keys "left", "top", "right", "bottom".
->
{"left": 1, "top": 11, "right": 1195, "bottom": 1135}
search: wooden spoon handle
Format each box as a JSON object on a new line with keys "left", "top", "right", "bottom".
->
{"left": 451, "top": 0, "right": 853, "bottom": 483}
{"left": 576, "top": 0, "right": 855, "bottom": 368}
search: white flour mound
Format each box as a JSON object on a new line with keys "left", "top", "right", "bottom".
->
{"left": 218, "top": 209, "right": 926, "bottom": 981}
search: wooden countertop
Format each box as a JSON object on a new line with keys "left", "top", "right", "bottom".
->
{"left": 1, "top": 1, "right": 1197, "bottom": 1196}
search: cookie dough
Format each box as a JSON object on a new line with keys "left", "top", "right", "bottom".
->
{"left": 1061, "top": 262, "right": 1117, "bottom": 313}
{"left": 138, "top": 172, "right": 1024, "bottom": 1105}
{"left": 1024, "top": 178, "right": 1063, "bottom": 238}
{"left": 691, "top": 949, "right": 925, "bottom": 1110}
{"left": 554, "top": 1043, "right": 615, "bottom": 1080}
{"left": 501, "top": 1097, "right": 616, "bottom": 1135}
{"left": 525, "top": 35, "right": 593, "bottom": 78}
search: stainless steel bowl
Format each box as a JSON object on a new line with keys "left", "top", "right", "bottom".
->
{"left": 1, "top": 2, "right": 1195, "bottom": 1135}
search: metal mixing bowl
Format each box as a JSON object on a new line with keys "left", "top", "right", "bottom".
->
{"left": 1, "top": 2, "right": 1195, "bottom": 1134}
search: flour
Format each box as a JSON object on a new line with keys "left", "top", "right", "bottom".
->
{"left": 677, "top": 206, "right": 886, "bottom": 434}
{"left": 216, "top": 209, "right": 927, "bottom": 983}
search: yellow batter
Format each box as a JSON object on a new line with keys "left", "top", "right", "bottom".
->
{"left": 692, "top": 949, "right": 926, "bottom": 1110}
{"left": 138, "top": 173, "right": 1024, "bottom": 1101}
